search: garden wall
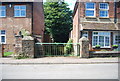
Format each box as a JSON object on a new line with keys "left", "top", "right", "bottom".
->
{"left": 90, "top": 51, "right": 120, "bottom": 57}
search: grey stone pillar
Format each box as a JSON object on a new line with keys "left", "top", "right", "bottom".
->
{"left": 79, "top": 37, "right": 89, "bottom": 58}
{"left": 22, "top": 36, "right": 35, "bottom": 58}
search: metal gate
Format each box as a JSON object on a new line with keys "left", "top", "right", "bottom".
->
{"left": 35, "top": 43, "right": 80, "bottom": 57}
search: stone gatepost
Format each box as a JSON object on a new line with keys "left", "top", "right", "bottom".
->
{"left": 79, "top": 37, "right": 89, "bottom": 58}
{"left": 14, "top": 35, "right": 23, "bottom": 55}
{"left": 22, "top": 36, "right": 35, "bottom": 58}
{"left": 14, "top": 35, "right": 35, "bottom": 58}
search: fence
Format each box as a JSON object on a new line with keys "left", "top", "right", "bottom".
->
{"left": 35, "top": 43, "right": 80, "bottom": 57}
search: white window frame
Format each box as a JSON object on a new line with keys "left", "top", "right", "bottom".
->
{"left": 14, "top": 5, "right": 26, "bottom": 17}
{"left": 0, "top": 6, "right": 6, "bottom": 17}
{"left": 85, "top": 2, "right": 96, "bottom": 17}
{"left": 0, "top": 30, "right": 6, "bottom": 44}
{"left": 92, "top": 31, "right": 111, "bottom": 48}
{"left": 99, "top": 3, "right": 109, "bottom": 18}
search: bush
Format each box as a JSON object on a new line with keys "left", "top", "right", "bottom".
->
{"left": 64, "top": 39, "right": 73, "bottom": 55}
{"left": 15, "top": 51, "right": 29, "bottom": 59}
{"left": 95, "top": 45, "right": 101, "bottom": 48}
{"left": 112, "top": 45, "right": 118, "bottom": 48}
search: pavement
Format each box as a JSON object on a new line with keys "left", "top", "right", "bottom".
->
{"left": 0, "top": 57, "right": 119, "bottom": 64}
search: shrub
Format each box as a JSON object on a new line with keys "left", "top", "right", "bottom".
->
{"left": 95, "top": 45, "right": 101, "bottom": 48}
{"left": 64, "top": 39, "right": 73, "bottom": 55}
{"left": 15, "top": 51, "right": 29, "bottom": 59}
{"left": 112, "top": 45, "right": 118, "bottom": 48}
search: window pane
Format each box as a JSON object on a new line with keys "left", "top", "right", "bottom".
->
{"left": 1, "top": 36, "right": 5, "bottom": 43}
{"left": 86, "top": 3, "right": 95, "bottom": 9}
{"left": 21, "top": 10, "right": 26, "bottom": 16}
{"left": 93, "top": 36, "right": 98, "bottom": 46}
{"left": 14, "top": 6, "right": 19, "bottom": 9}
{"left": 100, "top": 3, "right": 108, "bottom": 9}
{"left": 20, "top": 6, "right": 26, "bottom": 9}
{"left": 105, "top": 37, "right": 110, "bottom": 46}
{"left": 100, "top": 10, "right": 108, "bottom": 17}
{"left": 14, "top": 10, "right": 20, "bottom": 16}
{"left": 99, "top": 36, "right": 104, "bottom": 46}
{"left": 0, "top": 6, "right": 6, "bottom": 17}
{"left": 86, "top": 10, "right": 94, "bottom": 16}
{"left": 1, "top": 30, "right": 6, "bottom": 35}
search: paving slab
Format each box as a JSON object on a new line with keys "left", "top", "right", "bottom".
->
{"left": 0, "top": 57, "right": 119, "bottom": 64}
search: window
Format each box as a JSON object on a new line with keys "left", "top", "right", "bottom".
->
{"left": 85, "top": 3, "right": 95, "bottom": 17}
{"left": 14, "top": 5, "right": 26, "bottom": 17}
{"left": 82, "top": 32, "right": 88, "bottom": 38}
{"left": 92, "top": 32, "right": 110, "bottom": 48}
{"left": 99, "top": 3, "right": 109, "bottom": 17}
{"left": 0, "top": 6, "right": 6, "bottom": 17}
{"left": 0, "top": 30, "right": 6, "bottom": 44}
{"left": 114, "top": 33, "right": 120, "bottom": 45}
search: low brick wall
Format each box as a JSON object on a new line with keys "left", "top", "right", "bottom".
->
{"left": 90, "top": 51, "right": 120, "bottom": 57}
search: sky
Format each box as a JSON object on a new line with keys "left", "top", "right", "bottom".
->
{"left": 64, "top": 0, "right": 76, "bottom": 10}
{"left": 43, "top": 0, "right": 76, "bottom": 10}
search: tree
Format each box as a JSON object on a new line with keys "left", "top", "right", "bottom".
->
{"left": 44, "top": 1, "right": 72, "bottom": 43}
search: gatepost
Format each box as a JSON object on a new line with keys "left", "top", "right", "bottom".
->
{"left": 79, "top": 37, "right": 90, "bottom": 58}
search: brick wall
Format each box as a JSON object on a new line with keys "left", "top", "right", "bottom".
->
{"left": 0, "top": 2, "right": 45, "bottom": 52}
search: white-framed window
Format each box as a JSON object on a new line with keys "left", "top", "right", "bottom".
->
{"left": 0, "top": 30, "right": 6, "bottom": 44}
{"left": 85, "top": 2, "right": 96, "bottom": 17}
{"left": 99, "top": 3, "right": 109, "bottom": 17}
{"left": 92, "top": 32, "right": 110, "bottom": 48}
{"left": 14, "top": 5, "right": 26, "bottom": 17}
{"left": 0, "top": 6, "right": 6, "bottom": 17}
{"left": 82, "top": 31, "right": 88, "bottom": 38}
{"left": 113, "top": 33, "right": 120, "bottom": 45}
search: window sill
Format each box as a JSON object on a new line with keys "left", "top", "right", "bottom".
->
{"left": 92, "top": 46, "right": 111, "bottom": 48}
{"left": 99, "top": 17, "right": 109, "bottom": 19}
{"left": 14, "top": 16, "right": 26, "bottom": 18}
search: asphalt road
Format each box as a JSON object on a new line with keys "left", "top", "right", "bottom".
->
{"left": 1, "top": 63, "right": 118, "bottom": 79}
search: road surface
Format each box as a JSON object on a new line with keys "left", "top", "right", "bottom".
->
{"left": 1, "top": 63, "right": 118, "bottom": 79}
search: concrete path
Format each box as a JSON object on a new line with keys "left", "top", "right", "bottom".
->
{"left": 1, "top": 57, "right": 119, "bottom": 64}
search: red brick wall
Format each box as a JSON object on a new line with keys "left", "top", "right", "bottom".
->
{"left": 73, "top": 8, "right": 79, "bottom": 43}
{"left": 0, "top": 2, "right": 45, "bottom": 52}
{"left": 33, "top": 2, "right": 45, "bottom": 37}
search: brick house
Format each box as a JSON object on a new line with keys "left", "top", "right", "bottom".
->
{"left": 0, "top": 0, "right": 45, "bottom": 52}
{"left": 71, "top": 0, "right": 120, "bottom": 51}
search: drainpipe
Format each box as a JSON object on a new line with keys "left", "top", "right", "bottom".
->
{"left": 114, "top": 0, "right": 117, "bottom": 24}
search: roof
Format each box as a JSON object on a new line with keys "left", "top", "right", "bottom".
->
{"left": 81, "top": 22, "right": 120, "bottom": 31}
{"left": 0, "top": 0, "right": 43, "bottom": 2}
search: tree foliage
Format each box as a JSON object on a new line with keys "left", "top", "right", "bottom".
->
{"left": 44, "top": 1, "right": 72, "bottom": 43}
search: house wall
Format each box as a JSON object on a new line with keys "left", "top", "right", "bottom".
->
{"left": 72, "top": 1, "right": 120, "bottom": 51}
{"left": 33, "top": 2, "right": 45, "bottom": 42}
{"left": 73, "top": 6, "right": 79, "bottom": 44}
{"left": 0, "top": 2, "right": 44, "bottom": 52}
